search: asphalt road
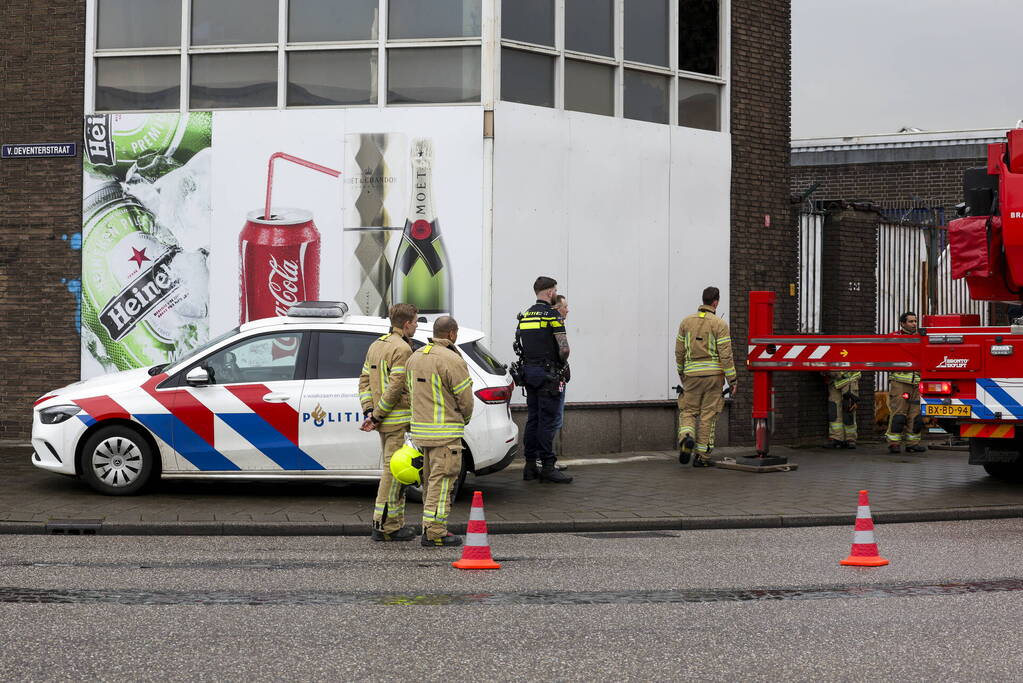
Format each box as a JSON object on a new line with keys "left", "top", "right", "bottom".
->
{"left": 1, "top": 520, "right": 1022, "bottom": 680}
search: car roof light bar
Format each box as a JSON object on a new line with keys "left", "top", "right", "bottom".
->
{"left": 286, "top": 301, "right": 349, "bottom": 318}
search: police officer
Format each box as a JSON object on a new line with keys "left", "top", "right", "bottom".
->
{"left": 887, "top": 311, "right": 926, "bottom": 454}
{"left": 406, "top": 316, "right": 474, "bottom": 547}
{"left": 676, "top": 286, "right": 736, "bottom": 467}
{"left": 515, "top": 277, "right": 572, "bottom": 484}
{"left": 824, "top": 371, "right": 861, "bottom": 449}
{"left": 359, "top": 303, "right": 419, "bottom": 542}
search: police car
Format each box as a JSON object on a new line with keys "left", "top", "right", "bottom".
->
{"left": 31, "top": 302, "right": 518, "bottom": 497}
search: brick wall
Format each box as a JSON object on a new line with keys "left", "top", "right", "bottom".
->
{"left": 729, "top": 0, "right": 804, "bottom": 443}
{"left": 0, "top": 2, "right": 85, "bottom": 439}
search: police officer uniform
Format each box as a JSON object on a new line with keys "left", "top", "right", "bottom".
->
{"left": 675, "top": 305, "right": 736, "bottom": 466}
{"left": 406, "top": 337, "right": 474, "bottom": 546}
{"left": 515, "top": 300, "right": 571, "bottom": 483}
{"left": 359, "top": 328, "right": 415, "bottom": 541}
{"left": 824, "top": 371, "right": 861, "bottom": 447}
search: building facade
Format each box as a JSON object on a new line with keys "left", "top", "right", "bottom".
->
{"left": 0, "top": 0, "right": 793, "bottom": 450}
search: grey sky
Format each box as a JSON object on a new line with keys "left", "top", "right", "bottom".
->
{"left": 792, "top": 0, "right": 1021, "bottom": 138}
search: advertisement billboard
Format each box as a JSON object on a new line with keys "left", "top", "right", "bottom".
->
{"left": 81, "top": 108, "right": 484, "bottom": 379}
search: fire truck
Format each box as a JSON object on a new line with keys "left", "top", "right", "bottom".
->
{"left": 747, "top": 126, "right": 1023, "bottom": 481}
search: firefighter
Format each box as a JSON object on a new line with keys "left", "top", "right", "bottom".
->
{"left": 676, "top": 286, "right": 737, "bottom": 467}
{"left": 359, "top": 303, "right": 419, "bottom": 542}
{"left": 887, "top": 311, "right": 926, "bottom": 454}
{"left": 406, "top": 315, "right": 474, "bottom": 547}
{"left": 824, "top": 371, "right": 861, "bottom": 448}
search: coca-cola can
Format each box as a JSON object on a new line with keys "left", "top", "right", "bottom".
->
{"left": 239, "top": 207, "right": 320, "bottom": 327}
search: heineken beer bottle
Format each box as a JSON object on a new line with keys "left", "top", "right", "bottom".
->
{"left": 392, "top": 138, "right": 452, "bottom": 315}
{"left": 84, "top": 112, "right": 212, "bottom": 181}
{"left": 81, "top": 183, "right": 206, "bottom": 371}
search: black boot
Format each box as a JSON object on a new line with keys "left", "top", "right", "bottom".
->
{"left": 905, "top": 444, "right": 927, "bottom": 453}
{"left": 372, "top": 526, "right": 416, "bottom": 542}
{"left": 539, "top": 465, "right": 573, "bottom": 483}
{"left": 523, "top": 458, "right": 540, "bottom": 481}
{"left": 421, "top": 532, "right": 463, "bottom": 547}
{"left": 679, "top": 436, "right": 694, "bottom": 464}
{"left": 844, "top": 441, "right": 856, "bottom": 450}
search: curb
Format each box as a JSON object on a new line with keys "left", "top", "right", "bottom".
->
{"left": 1, "top": 505, "right": 1021, "bottom": 536}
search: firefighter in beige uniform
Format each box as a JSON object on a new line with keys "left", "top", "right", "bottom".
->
{"left": 824, "top": 371, "right": 861, "bottom": 448}
{"left": 676, "top": 286, "right": 737, "bottom": 467}
{"left": 886, "top": 311, "right": 926, "bottom": 454}
{"left": 406, "top": 316, "right": 474, "bottom": 547}
{"left": 359, "top": 303, "right": 419, "bottom": 542}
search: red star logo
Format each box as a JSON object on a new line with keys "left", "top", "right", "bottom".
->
{"left": 129, "top": 247, "right": 151, "bottom": 267}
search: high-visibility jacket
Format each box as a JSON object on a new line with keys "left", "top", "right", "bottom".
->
{"left": 826, "top": 371, "right": 861, "bottom": 391}
{"left": 675, "top": 305, "right": 736, "bottom": 380}
{"left": 358, "top": 329, "right": 413, "bottom": 432}
{"left": 516, "top": 300, "right": 565, "bottom": 363}
{"left": 406, "top": 337, "right": 474, "bottom": 445}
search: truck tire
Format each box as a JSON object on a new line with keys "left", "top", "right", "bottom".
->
{"left": 982, "top": 462, "right": 1023, "bottom": 482}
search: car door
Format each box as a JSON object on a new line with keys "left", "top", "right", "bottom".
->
{"left": 298, "top": 330, "right": 381, "bottom": 471}
{"left": 169, "top": 330, "right": 321, "bottom": 472}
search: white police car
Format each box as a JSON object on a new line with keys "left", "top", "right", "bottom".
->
{"left": 32, "top": 302, "right": 518, "bottom": 497}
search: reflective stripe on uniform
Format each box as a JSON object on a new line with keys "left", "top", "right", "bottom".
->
{"left": 452, "top": 377, "right": 471, "bottom": 395}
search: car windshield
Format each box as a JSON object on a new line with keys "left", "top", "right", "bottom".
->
{"left": 459, "top": 340, "right": 507, "bottom": 375}
{"left": 162, "top": 326, "right": 241, "bottom": 374}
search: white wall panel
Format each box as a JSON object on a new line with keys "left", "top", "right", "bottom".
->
{"left": 493, "top": 102, "right": 731, "bottom": 403}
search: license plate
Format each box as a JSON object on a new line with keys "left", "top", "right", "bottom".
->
{"left": 923, "top": 404, "right": 971, "bottom": 417}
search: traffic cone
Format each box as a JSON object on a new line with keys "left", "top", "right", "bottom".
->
{"left": 840, "top": 489, "right": 889, "bottom": 567}
{"left": 452, "top": 491, "right": 501, "bottom": 570}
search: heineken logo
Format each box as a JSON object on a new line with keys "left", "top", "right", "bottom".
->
{"left": 84, "top": 114, "right": 115, "bottom": 166}
{"left": 99, "top": 249, "right": 179, "bottom": 341}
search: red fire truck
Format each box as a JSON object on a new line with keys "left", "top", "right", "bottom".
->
{"left": 747, "top": 127, "right": 1023, "bottom": 481}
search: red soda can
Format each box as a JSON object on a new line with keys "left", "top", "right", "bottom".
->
{"left": 239, "top": 208, "right": 320, "bottom": 355}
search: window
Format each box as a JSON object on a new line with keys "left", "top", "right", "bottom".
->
{"left": 388, "top": 0, "right": 481, "bottom": 40}
{"left": 288, "top": 50, "right": 378, "bottom": 106}
{"left": 564, "top": 60, "right": 614, "bottom": 116}
{"left": 91, "top": 0, "right": 484, "bottom": 111}
{"left": 289, "top": 0, "right": 378, "bottom": 43}
{"left": 95, "top": 56, "right": 180, "bottom": 111}
{"left": 678, "top": 79, "right": 721, "bottom": 131}
{"left": 388, "top": 46, "right": 481, "bottom": 104}
{"left": 679, "top": 0, "right": 719, "bottom": 76}
{"left": 314, "top": 332, "right": 377, "bottom": 379}
{"left": 460, "top": 341, "right": 506, "bottom": 375}
{"left": 502, "top": 0, "right": 554, "bottom": 47}
{"left": 565, "top": 0, "right": 613, "bottom": 56}
{"left": 498, "top": 0, "right": 727, "bottom": 128}
{"left": 202, "top": 333, "right": 305, "bottom": 385}
{"left": 624, "top": 70, "right": 669, "bottom": 124}
{"left": 191, "top": 0, "right": 278, "bottom": 46}
{"left": 501, "top": 49, "right": 555, "bottom": 108}
{"left": 97, "top": 0, "right": 181, "bottom": 49}
{"left": 624, "top": 0, "right": 669, "bottom": 67}
{"left": 190, "top": 53, "right": 277, "bottom": 109}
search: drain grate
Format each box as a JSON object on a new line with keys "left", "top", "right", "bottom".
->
{"left": 0, "top": 578, "right": 1020, "bottom": 606}
{"left": 45, "top": 519, "right": 102, "bottom": 535}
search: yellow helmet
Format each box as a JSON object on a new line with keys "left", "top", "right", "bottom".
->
{"left": 390, "top": 444, "right": 424, "bottom": 485}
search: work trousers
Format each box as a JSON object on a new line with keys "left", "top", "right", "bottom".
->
{"left": 678, "top": 374, "right": 725, "bottom": 457}
{"left": 416, "top": 440, "right": 462, "bottom": 540}
{"left": 827, "top": 383, "right": 858, "bottom": 443}
{"left": 372, "top": 429, "right": 408, "bottom": 533}
{"left": 887, "top": 380, "right": 922, "bottom": 444}
{"left": 523, "top": 364, "right": 562, "bottom": 468}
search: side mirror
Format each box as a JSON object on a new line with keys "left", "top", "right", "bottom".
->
{"left": 185, "top": 366, "right": 211, "bottom": 386}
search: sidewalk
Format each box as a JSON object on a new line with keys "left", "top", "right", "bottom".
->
{"left": 1, "top": 443, "right": 1022, "bottom": 535}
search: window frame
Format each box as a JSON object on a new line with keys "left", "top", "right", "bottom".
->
{"left": 86, "top": 0, "right": 486, "bottom": 113}
{"left": 167, "top": 330, "right": 312, "bottom": 387}
{"left": 495, "top": 0, "right": 729, "bottom": 130}
{"left": 307, "top": 330, "right": 384, "bottom": 381}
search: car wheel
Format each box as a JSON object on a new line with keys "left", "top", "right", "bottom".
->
{"left": 405, "top": 453, "right": 469, "bottom": 504}
{"left": 982, "top": 462, "right": 1023, "bottom": 482}
{"left": 80, "top": 426, "right": 156, "bottom": 495}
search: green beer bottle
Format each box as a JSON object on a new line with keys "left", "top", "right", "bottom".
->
{"left": 392, "top": 138, "right": 453, "bottom": 315}
{"left": 83, "top": 112, "right": 212, "bottom": 181}
{"left": 81, "top": 183, "right": 197, "bottom": 371}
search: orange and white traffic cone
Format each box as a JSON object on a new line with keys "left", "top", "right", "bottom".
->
{"left": 840, "top": 489, "right": 889, "bottom": 567}
{"left": 453, "top": 491, "right": 501, "bottom": 570}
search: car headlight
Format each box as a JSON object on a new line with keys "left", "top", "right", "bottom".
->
{"left": 39, "top": 405, "right": 82, "bottom": 425}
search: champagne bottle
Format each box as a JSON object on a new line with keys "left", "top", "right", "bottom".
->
{"left": 392, "top": 138, "right": 452, "bottom": 315}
